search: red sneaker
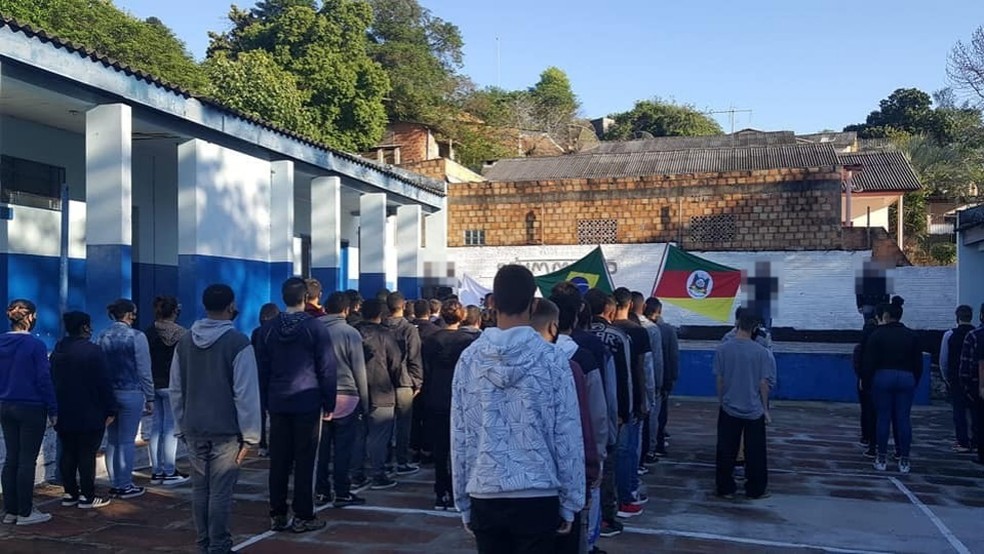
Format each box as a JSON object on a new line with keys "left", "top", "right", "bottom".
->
{"left": 616, "top": 503, "right": 644, "bottom": 518}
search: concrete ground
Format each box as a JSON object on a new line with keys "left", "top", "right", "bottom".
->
{"left": 1, "top": 398, "right": 981, "bottom": 554}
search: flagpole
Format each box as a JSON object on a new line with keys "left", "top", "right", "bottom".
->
{"left": 651, "top": 243, "right": 672, "bottom": 297}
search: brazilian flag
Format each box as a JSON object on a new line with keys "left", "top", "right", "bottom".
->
{"left": 535, "top": 246, "right": 615, "bottom": 297}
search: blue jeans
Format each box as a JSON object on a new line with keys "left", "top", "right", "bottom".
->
{"left": 615, "top": 422, "right": 637, "bottom": 503}
{"left": 873, "top": 370, "right": 916, "bottom": 458}
{"left": 105, "top": 390, "right": 145, "bottom": 489}
{"left": 316, "top": 411, "right": 359, "bottom": 497}
{"left": 150, "top": 389, "right": 178, "bottom": 475}
{"left": 187, "top": 436, "right": 240, "bottom": 554}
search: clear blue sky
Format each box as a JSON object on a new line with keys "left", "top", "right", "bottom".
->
{"left": 115, "top": 0, "right": 984, "bottom": 134}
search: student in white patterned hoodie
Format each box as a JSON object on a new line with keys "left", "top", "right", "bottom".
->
{"left": 451, "top": 265, "right": 585, "bottom": 551}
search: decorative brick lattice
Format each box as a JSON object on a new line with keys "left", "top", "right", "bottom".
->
{"left": 577, "top": 219, "right": 618, "bottom": 244}
{"left": 690, "top": 214, "right": 737, "bottom": 243}
{"left": 464, "top": 229, "right": 486, "bottom": 246}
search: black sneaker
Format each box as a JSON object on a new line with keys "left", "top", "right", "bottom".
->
{"left": 370, "top": 476, "right": 398, "bottom": 490}
{"left": 333, "top": 493, "right": 366, "bottom": 508}
{"left": 644, "top": 452, "right": 660, "bottom": 465}
{"left": 290, "top": 517, "right": 326, "bottom": 533}
{"left": 395, "top": 464, "right": 419, "bottom": 476}
{"left": 653, "top": 447, "right": 668, "bottom": 458}
{"left": 77, "top": 496, "right": 111, "bottom": 509}
{"left": 149, "top": 473, "right": 164, "bottom": 486}
{"left": 419, "top": 452, "right": 434, "bottom": 465}
{"left": 160, "top": 472, "right": 190, "bottom": 487}
{"left": 350, "top": 475, "right": 370, "bottom": 492}
{"left": 599, "top": 519, "right": 623, "bottom": 538}
{"left": 315, "top": 493, "right": 333, "bottom": 506}
{"left": 115, "top": 486, "right": 145, "bottom": 499}
{"left": 863, "top": 447, "right": 876, "bottom": 459}
{"left": 270, "top": 515, "right": 290, "bottom": 531}
{"left": 61, "top": 494, "right": 79, "bottom": 507}
{"left": 434, "top": 494, "right": 452, "bottom": 511}
{"left": 107, "top": 487, "right": 122, "bottom": 496}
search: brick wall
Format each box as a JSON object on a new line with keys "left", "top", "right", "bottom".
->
{"left": 399, "top": 159, "right": 446, "bottom": 181}
{"left": 448, "top": 168, "right": 844, "bottom": 250}
{"left": 385, "top": 123, "right": 438, "bottom": 164}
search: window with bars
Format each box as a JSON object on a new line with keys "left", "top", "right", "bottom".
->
{"left": 464, "top": 229, "right": 486, "bottom": 246}
{"left": 690, "top": 213, "right": 737, "bottom": 243}
{"left": 577, "top": 219, "right": 618, "bottom": 245}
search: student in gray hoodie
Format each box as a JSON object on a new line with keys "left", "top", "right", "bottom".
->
{"left": 169, "top": 284, "right": 261, "bottom": 554}
{"left": 315, "top": 292, "right": 369, "bottom": 508}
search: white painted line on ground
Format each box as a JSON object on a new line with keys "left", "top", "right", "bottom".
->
{"left": 623, "top": 526, "right": 894, "bottom": 554}
{"left": 231, "top": 530, "right": 275, "bottom": 552}
{"left": 347, "top": 504, "right": 461, "bottom": 519}
{"left": 889, "top": 477, "right": 971, "bottom": 554}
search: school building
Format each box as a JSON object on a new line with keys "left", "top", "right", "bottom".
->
{"left": 0, "top": 17, "right": 452, "bottom": 343}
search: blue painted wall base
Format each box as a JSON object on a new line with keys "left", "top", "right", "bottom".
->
{"left": 178, "top": 254, "right": 271, "bottom": 334}
{"left": 133, "top": 263, "right": 178, "bottom": 331}
{"left": 311, "top": 267, "right": 343, "bottom": 295}
{"left": 675, "top": 349, "right": 932, "bottom": 405}
{"left": 397, "top": 276, "right": 422, "bottom": 300}
{"left": 0, "top": 252, "right": 86, "bottom": 348}
{"left": 269, "top": 262, "right": 293, "bottom": 305}
{"left": 86, "top": 244, "right": 132, "bottom": 333}
{"left": 359, "top": 272, "right": 387, "bottom": 299}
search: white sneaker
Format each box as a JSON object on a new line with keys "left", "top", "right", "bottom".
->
{"left": 2, "top": 513, "right": 16, "bottom": 524}
{"left": 16, "top": 509, "right": 52, "bottom": 526}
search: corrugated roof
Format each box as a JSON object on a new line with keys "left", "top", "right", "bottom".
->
{"left": 838, "top": 151, "right": 922, "bottom": 193}
{"left": 583, "top": 129, "right": 798, "bottom": 154}
{"left": 0, "top": 15, "right": 445, "bottom": 197}
{"left": 482, "top": 143, "right": 840, "bottom": 182}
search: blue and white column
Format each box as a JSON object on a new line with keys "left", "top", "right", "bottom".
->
{"left": 177, "top": 139, "right": 272, "bottom": 330}
{"left": 85, "top": 104, "right": 132, "bottom": 328}
{"left": 396, "top": 204, "right": 423, "bottom": 298}
{"left": 311, "top": 176, "right": 343, "bottom": 293}
{"left": 359, "top": 192, "right": 388, "bottom": 298}
{"left": 424, "top": 208, "right": 449, "bottom": 290}
{"left": 270, "top": 161, "right": 294, "bottom": 298}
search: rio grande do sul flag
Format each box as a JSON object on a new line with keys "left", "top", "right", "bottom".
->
{"left": 535, "top": 246, "right": 615, "bottom": 297}
{"left": 652, "top": 245, "right": 741, "bottom": 323}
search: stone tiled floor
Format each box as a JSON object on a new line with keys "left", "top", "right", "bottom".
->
{"left": 1, "top": 398, "right": 982, "bottom": 553}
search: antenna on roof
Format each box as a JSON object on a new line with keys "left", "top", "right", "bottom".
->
{"left": 702, "top": 106, "right": 753, "bottom": 134}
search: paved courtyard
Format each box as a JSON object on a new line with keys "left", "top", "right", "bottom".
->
{"left": 1, "top": 398, "right": 981, "bottom": 553}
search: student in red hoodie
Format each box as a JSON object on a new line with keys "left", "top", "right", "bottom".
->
{"left": 533, "top": 298, "right": 599, "bottom": 554}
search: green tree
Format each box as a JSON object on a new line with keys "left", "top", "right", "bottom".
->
{"left": 208, "top": 0, "right": 390, "bottom": 151}
{"left": 0, "top": 0, "right": 207, "bottom": 91}
{"left": 365, "top": 0, "right": 464, "bottom": 122}
{"left": 604, "top": 98, "right": 723, "bottom": 140}
{"left": 844, "top": 88, "right": 953, "bottom": 143}
{"left": 528, "top": 66, "right": 580, "bottom": 142}
{"left": 203, "top": 51, "right": 320, "bottom": 139}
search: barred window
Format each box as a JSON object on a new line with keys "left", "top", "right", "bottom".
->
{"left": 464, "top": 229, "right": 486, "bottom": 246}
{"left": 577, "top": 219, "right": 618, "bottom": 244}
{"left": 690, "top": 214, "right": 736, "bottom": 243}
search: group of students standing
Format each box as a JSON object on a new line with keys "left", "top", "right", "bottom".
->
{"left": 939, "top": 303, "right": 984, "bottom": 465}
{"left": 0, "top": 296, "right": 193, "bottom": 527}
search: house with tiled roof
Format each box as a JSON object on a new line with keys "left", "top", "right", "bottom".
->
{"left": 0, "top": 15, "right": 449, "bottom": 341}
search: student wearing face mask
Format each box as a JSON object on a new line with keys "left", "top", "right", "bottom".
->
{"left": 0, "top": 299, "right": 58, "bottom": 525}
{"left": 97, "top": 298, "right": 154, "bottom": 500}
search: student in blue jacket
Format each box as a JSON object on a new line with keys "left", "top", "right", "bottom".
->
{"left": 0, "top": 299, "right": 58, "bottom": 526}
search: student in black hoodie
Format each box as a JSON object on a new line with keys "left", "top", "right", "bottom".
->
{"left": 384, "top": 292, "right": 423, "bottom": 475}
{"left": 421, "top": 299, "right": 479, "bottom": 510}
{"left": 354, "top": 300, "right": 403, "bottom": 491}
{"left": 51, "top": 311, "right": 116, "bottom": 509}
{"left": 251, "top": 303, "right": 281, "bottom": 457}
{"left": 144, "top": 296, "right": 188, "bottom": 486}
{"left": 412, "top": 300, "right": 441, "bottom": 342}
{"left": 862, "top": 296, "right": 922, "bottom": 474}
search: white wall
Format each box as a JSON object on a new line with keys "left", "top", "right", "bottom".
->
{"left": 132, "top": 141, "right": 178, "bottom": 265}
{"left": 0, "top": 115, "right": 85, "bottom": 200}
{"left": 177, "top": 140, "right": 271, "bottom": 261}
{"left": 449, "top": 243, "right": 957, "bottom": 331}
{"left": 844, "top": 196, "right": 891, "bottom": 230}
{"left": 2, "top": 201, "right": 86, "bottom": 258}
{"left": 958, "top": 238, "right": 984, "bottom": 308}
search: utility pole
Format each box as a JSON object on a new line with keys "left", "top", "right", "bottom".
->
{"left": 702, "top": 106, "right": 753, "bottom": 134}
